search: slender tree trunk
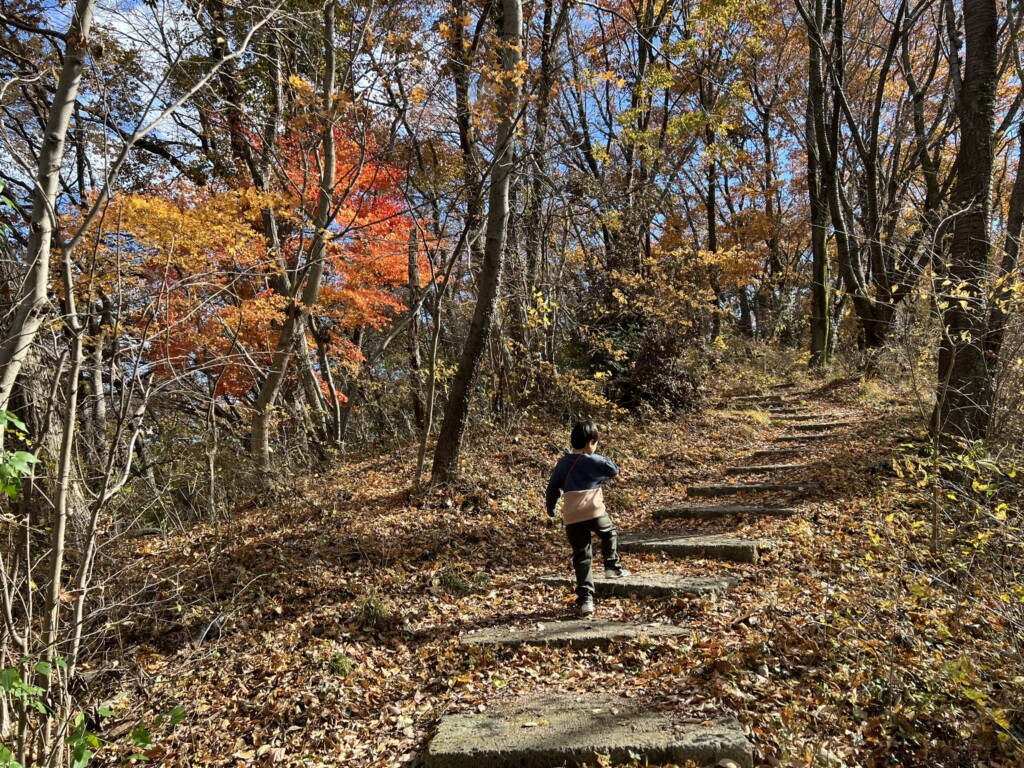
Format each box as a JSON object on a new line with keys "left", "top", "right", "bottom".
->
{"left": 0, "top": 0, "right": 96, "bottom": 421}
{"left": 934, "top": 0, "right": 998, "bottom": 442}
{"left": 827, "top": 289, "right": 846, "bottom": 359}
{"left": 524, "top": 0, "right": 557, "bottom": 288}
{"left": 514, "top": 1, "right": 564, "bottom": 356}
{"left": 41, "top": 336, "right": 81, "bottom": 666}
{"left": 701, "top": 69, "right": 724, "bottom": 342}
{"left": 251, "top": 3, "right": 337, "bottom": 473}
{"left": 738, "top": 289, "right": 754, "bottom": 337}
{"left": 806, "top": 14, "right": 831, "bottom": 368}
{"left": 83, "top": 319, "right": 107, "bottom": 465}
{"left": 449, "top": 0, "right": 485, "bottom": 280}
{"left": 799, "top": 0, "right": 887, "bottom": 355}
{"left": 37, "top": 236, "right": 93, "bottom": 763}
{"left": 431, "top": 0, "right": 522, "bottom": 484}
{"left": 414, "top": 287, "right": 445, "bottom": 489}
{"left": 312, "top": 318, "right": 344, "bottom": 445}
{"left": 407, "top": 228, "right": 426, "bottom": 431}
{"left": 335, "top": 329, "right": 363, "bottom": 449}
{"left": 297, "top": 332, "right": 330, "bottom": 443}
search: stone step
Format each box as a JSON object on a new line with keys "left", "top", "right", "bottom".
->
{"left": 425, "top": 693, "right": 753, "bottom": 768}
{"left": 789, "top": 422, "right": 852, "bottom": 431}
{"left": 654, "top": 504, "right": 797, "bottom": 520}
{"left": 687, "top": 482, "right": 820, "bottom": 497}
{"left": 750, "top": 447, "right": 808, "bottom": 459}
{"left": 730, "top": 393, "right": 784, "bottom": 403}
{"left": 766, "top": 406, "right": 800, "bottom": 414}
{"left": 461, "top": 620, "right": 688, "bottom": 649}
{"left": 772, "top": 414, "right": 821, "bottom": 421}
{"left": 619, "top": 534, "right": 772, "bottom": 564}
{"left": 724, "top": 464, "right": 813, "bottom": 475}
{"left": 776, "top": 433, "right": 836, "bottom": 442}
{"left": 538, "top": 573, "right": 736, "bottom": 599}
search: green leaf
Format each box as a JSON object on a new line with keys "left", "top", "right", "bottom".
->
{"left": 97, "top": 707, "right": 115, "bottom": 718}
{"left": 70, "top": 747, "right": 92, "bottom": 768}
{"left": 33, "top": 662, "right": 51, "bottom": 678}
{"left": 0, "top": 412, "right": 26, "bottom": 433}
{"left": 0, "top": 668, "right": 21, "bottom": 692}
{"left": 169, "top": 705, "right": 185, "bottom": 727}
{"left": 7, "top": 453, "right": 38, "bottom": 475}
{"left": 0, "top": 742, "right": 22, "bottom": 768}
{"left": 963, "top": 687, "right": 987, "bottom": 704}
{"left": 992, "top": 708, "right": 1012, "bottom": 730}
{"left": 130, "top": 726, "right": 151, "bottom": 749}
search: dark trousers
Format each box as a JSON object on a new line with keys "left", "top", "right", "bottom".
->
{"left": 565, "top": 514, "right": 621, "bottom": 603}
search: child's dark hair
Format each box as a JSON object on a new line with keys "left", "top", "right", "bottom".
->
{"left": 570, "top": 422, "right": 600, "bottom": 450}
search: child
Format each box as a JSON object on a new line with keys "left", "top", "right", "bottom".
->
{"left": 545, "top": 422, "right": 630, "bottom": 616}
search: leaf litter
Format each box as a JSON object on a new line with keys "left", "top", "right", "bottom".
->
{"left": 94, "top": 378, "right": 1023, "bottom": 767}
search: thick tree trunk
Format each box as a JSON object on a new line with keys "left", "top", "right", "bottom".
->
{"left": 983, "top": 135, "right": 1024, "bottom": 366}
{"left": 0, "top": 0, "right": 96, "bottom": 420}
{"left": 431, "top": 0, "right": 522, "bottom": 484}
{"left": 933, "top": 0, "right": 998, "bottom": 442}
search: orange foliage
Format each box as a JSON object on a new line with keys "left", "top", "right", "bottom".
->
{"left": 69, "top": 120, "right": 420, "bottom": 399}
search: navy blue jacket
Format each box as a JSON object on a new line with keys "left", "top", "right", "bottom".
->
{"left": 545, "top": 453, "right": 619, "bottom": 515}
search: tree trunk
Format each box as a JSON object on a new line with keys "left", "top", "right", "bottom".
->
{"left": 431, "top": 0, "right": 522, "bottom": 484}
{"left": 335, "top": 329, "right": 363, "bottom": 449}
{"left": 933, "top": 0, "right": 998, "bottom": 442}
{"left": 0, "top": 0, "right": 96, "bottom": 420}
{"left": 798, "top": 0, "right": 889, "bottom": 355}
{"left": 312, "top": 318, "right": 344, "bottom": 445}
{"left": 983, "top": 134, "right": 1024, "bottom": 366}
{"left": 251, "top": 2, "right": 337, "bottom": 474}
{"left": 513, "top": 0, "right": 565, "bottom": 358}
{"left": 407, "top": 228, "right": 426, "bottom": 431}
{"left": 297, "top": 331, "right": 330, "bottom": 443}
{"left": 738, "top": 289, "right": 754, "bottom": 337}
{"left": 827, "top": 289, "right": 846, "bottom": 360}
{"left": 449, "top": 0, "right": 485, "bottom": 283}
{"left": 701, "top": 68, "right": 723, "bottom": 342}
{"left": 806, "top": 13, "right": 831, "bottom": 368}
